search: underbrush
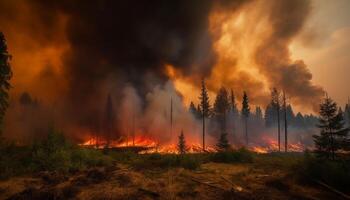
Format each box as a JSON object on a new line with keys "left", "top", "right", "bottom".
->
{"left": 0, "top": 128, "right": 113, "bottom": 179}
{"left": 209, "top": 148, "right": 254, "bottom": 163}
{"left": 127, "top": 148, "right": 254, "bottom": 170}
{"left": 131, "top": 153, "right": 201, "bottom": 170}
{"left": 295, "top": 152, "right": 350, "bottom": 193}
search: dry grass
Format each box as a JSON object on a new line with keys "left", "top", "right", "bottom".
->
{"left": 0, "top": 157, "right": 343, "bottom": 200}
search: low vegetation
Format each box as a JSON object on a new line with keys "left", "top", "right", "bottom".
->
{"left": 0, "top": 127, "right": 113, "bottom": 179}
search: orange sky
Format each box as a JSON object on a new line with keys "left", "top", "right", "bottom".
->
{"left": 290, "top": 0, "right": 350, "bottom": 108}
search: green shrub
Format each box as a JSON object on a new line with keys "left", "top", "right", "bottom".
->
{"left": 210, "top": 148, "right": 253, "bottom": 163}
{"left": 179, "top": 155, "right": 201, "bottom": 170}
{"left": 296, "top": 152, "right": 350, "bottom": 193}
{"left": 131, "top": 153, "right": 201, "bottom": 170}
{"left": 30, "top": 128, "right": 113, "bottom": 172}
{"left": 108, "top": 151, "right": 138, "bottom": 163}
{"left": 0, "top": 143, "right": 32, "bottom": 178}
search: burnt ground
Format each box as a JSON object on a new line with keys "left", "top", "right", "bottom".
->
{"left": 0, "top": 161, "right": 345, "bottom": 200}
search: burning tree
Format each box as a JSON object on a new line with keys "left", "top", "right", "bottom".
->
{"left": 313, "top": 95, "right": 349, "bottom": 160}
{"left": 199, "top": 78, "right": 210, "bottom": 151}
{"left": 241, "top": 91, "right": 250, "bottom": 146}
{"left": 0, "top": 32, "right": 12, "bottom": 132}
{"left": 177, "top": 130, "right": 187, "bottom": 154}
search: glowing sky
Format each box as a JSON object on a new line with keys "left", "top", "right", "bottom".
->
{"left": 290, "top": 0, "right": 350, "bottom": 107}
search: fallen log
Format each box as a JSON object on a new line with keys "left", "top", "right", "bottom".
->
{"left": 191, "top": 178, "right": 226, "bottom": 191}
{"left": 221, "top": 176, "right": 243, "bottom": 192}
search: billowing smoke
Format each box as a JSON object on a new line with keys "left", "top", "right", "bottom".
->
{"left": 0, "top": 0, "right": 323, "bottom": 145}
{"left": 254, "top": 0, "right": 324, "bottom": 110}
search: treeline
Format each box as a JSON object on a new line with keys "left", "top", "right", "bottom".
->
{"left": 189, "top": 79, "right": 350, "bottom": 150}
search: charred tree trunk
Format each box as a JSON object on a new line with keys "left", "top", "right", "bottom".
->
{"left": 283, "top": 91, "right": 288, "bottom": 152}
{"left": 277, "top": 103, "right": 280, "bottom": 152}
{"left": 245, "top": 117, "right": 248, "bottom": 146}
{"left": 202, "top": 115, "right": 205, "bottom": 151}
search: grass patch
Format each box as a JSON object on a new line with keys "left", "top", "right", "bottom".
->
{"left": 209, "top": 148, "right": 254, "bottom": 163}
{"left": 131, "top": 153, "right": 201, "bottom": 170}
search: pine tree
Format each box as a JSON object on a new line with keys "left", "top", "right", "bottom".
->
{"left": 213, "top": 87, "right": 230, "bottom": 133}
{"left": 241, "top": 91, "right": 250, "bottom": 146}
{"left": 189, "top": 101, "right": 197, "bottom": 116}
{"left": 255, "top": 106, "right": 263, "bottom": 121}
{"left": 177, "top": 130, "right": 187, "bottom": 154}
{"left": 264, "top": 104, "right": 275, "bottom": 127}
{"left": 345, "top": 101, "right": 350, "bottom": 127}
{"left": 229, "top": 89, "right": 238, "bottom": 114}
{"left": 295, "top": 112, "right": 305, "bottom": 128}
{"left": 0, "top": 32, "right": 12, "bottom": 131}
{"left": 199, "top": 78, "right": 210, "bottom": 151}
{"left": 216, "top": 132, "right": 230, "bottom": 152}
{"left": 313, "top": 95, "right": 349, "bottom": 160}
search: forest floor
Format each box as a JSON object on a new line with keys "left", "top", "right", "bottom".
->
{"left": 0, "top": 155, "right": 345, "bottom": 200}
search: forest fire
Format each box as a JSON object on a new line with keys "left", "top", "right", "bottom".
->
{"left": 79, "top": 134, "right": 303, "bottom": 154}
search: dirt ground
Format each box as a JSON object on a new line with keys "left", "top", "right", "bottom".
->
{"left": 0, "top": 162, "right": 344, "bottom": 200}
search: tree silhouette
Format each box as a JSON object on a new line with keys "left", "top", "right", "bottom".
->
{"left": 241, "top": 91, "right": 250, "bottom": 146}
{"left": 313, "top": 95, "right": 349, "bottom": 160}
{"left": 345, "top": 101, "right": 350, "bottom": 127}
{"left": 213, "top": 87, "right": 230, "bottom": 134}
{"left": 199, "top": 78, "right": 210, "bottom": 151}
{"left": 189, "top": 101, "right": 200, "bottom": 119}
{"left": 255, "top": 106, "right": 263, "bottom": 121}
{"left": 0, "top": 32, "right": 12, "bottom": 130}
{"left": 216, "top": 132, "right": 230, "bottom": 152}
{"left": 177, "top": 130, "right": 187, "bottom": 154}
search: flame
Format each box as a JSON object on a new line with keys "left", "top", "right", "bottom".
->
{"left": 79, "top": 134, "right": 216, "bottom": 154}
{"left": 80, "top": 133, "right": 303, "bottom": 154}
{"left": 249, "top": 135, "right": 304, "bottom": 153}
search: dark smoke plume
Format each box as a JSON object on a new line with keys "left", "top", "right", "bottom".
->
{"left": 0, "top": 0, "right": 324, "bottom": 141}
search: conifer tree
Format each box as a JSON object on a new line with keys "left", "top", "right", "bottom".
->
{"left": 0, "top": 32, "right": 12, "bottom": 131}
{"left": 199, "top": 78, "right": 210, "bottom": 151}
{"left": 241, "top": 91, "right": 250, "bottom": 146}
{"left": 229, "top": 89, "right": 238, "bottom": 115}
{"left": 255, "top": 106, "right": 263, "bottom": 121}
{"left": 264, "top": 104, "right": 275, "bottom": 127}
{"left": 313, "top": 95, "right": 349, "bottom": 160}
{"left": 189, "top": 101, "right": 197, "bottom": 116}
{"left": 216, "top": 132, "right": 230, "bottom": 152}
{"left": 345, "top": 100, "right": 350, "bottom": 127}
{"left": 213, "top": 87, "right": 230, "bottom": 133}
{"left": 177, "top": 130, "right": 187, "bottom": 154}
